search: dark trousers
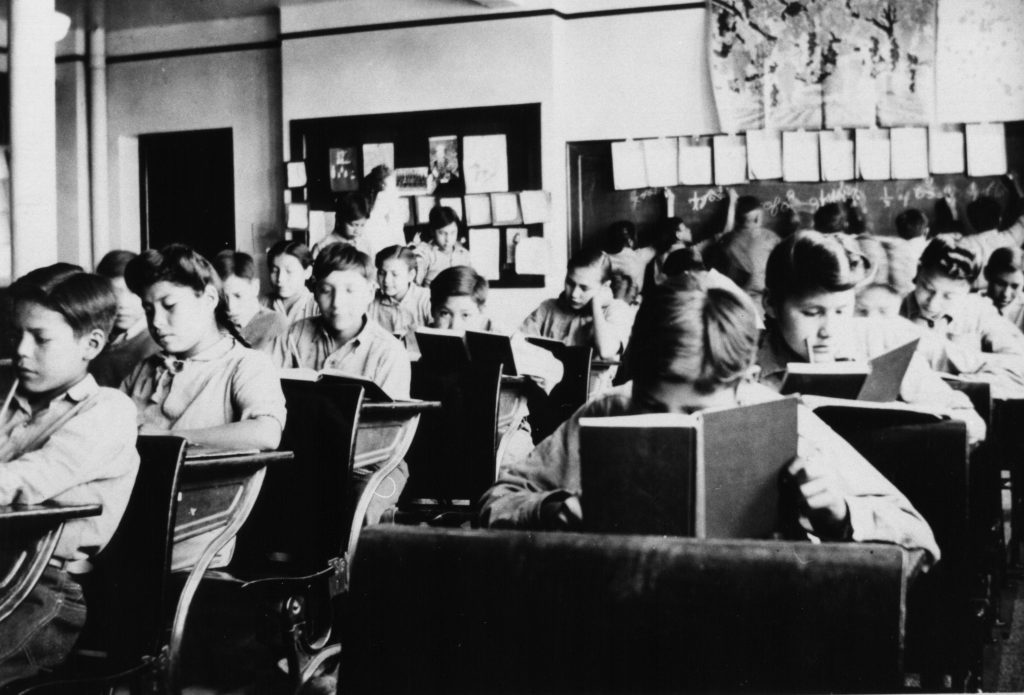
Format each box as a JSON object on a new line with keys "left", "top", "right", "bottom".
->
{"left": 0, "top": 566, "right": 87, "bottom": 686}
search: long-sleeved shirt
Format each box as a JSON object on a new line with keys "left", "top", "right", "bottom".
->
{"left": 520, "top": 296, "right": 635, "bottom": 357}
{"left": 900, "top": 291, "right": 1024, "bottom": 360}
{"left": 479, "top": 382, "right": 940, "bottom": 565}
{"left": 936, "top": 213, "right": 1024, "bottom": 291}
{"left": 0, "top": 375, "right": 139, "bottom": 561}
{"left": 756, "top": 317, "right": 986, "bottom": 444}
{"left": 270, "top": 316, "right": 411, "bottom": 399}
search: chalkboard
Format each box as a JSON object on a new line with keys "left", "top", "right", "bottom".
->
{"left": 289, "top": 104, "right": 544, "bottom": 288}
{"left": 568, "top": 122, "right": 1024, "bottom": 254}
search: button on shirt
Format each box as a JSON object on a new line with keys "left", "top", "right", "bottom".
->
{"left": 478, "top": 382, "right": 940, "bottom": 566}
{"left": 368, "top": 285, "right": 432, "bottom": 336}
{"left": 270, "top": 316, "right": 412, "bottom": 399}
{"left": 0, "top": 375, "right": 139, "bottom": 561}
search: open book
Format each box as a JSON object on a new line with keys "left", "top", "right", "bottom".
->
{"left": 414, "top": 328, "right": 471, "bottom": 368}
{"left": 780, "top": 339, "right": 918, "bottom": 402}
{"left": 279, "top": 367, "right": 393, "bottom": 402}
{"left": 580, "top": 397, "right": 799, "bottom": 539}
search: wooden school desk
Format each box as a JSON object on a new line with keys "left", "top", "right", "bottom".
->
{"left": 0, "top": 503, "right": 102, "bottom": 623}
{"left": 168, "top": 447, "right": 293, "bottom": 694}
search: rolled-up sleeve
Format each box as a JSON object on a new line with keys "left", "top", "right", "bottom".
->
{"left": 230, "top": 350, "right": 288, "bottom": 429}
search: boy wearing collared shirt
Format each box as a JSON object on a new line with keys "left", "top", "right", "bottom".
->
{"left": 414, "top": 206, "right": 471, "bottom": 286}
{"left": 0, "top": 265, "right": 139, "bottom": 684}
{"left": 369, "top": 245, "right": 432, "bottom": 337}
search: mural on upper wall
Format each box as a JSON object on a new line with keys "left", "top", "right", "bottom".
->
{"left": 708, "top": 0, "right": 937, "bottom": 131}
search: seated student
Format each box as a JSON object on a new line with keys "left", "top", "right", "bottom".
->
{"left": 900, "top": 236, "right": 1024, "bottom": 360}
{"left": 414, "top": 206, "right": 471, "bottom": 285}
{"left": 0, "top": 265, "right": 139, "bottom": 684}
{"left": 406, "top": 265, "right": 563, "bottom": 392}
{"left": 937, "top": 175, "right": 1024, "bottom": 290}
{"left": 712, "top": 191, "right": 780, "bottom": 313}
{"left": 121, "top": 245, "right": 286, "bottom": 569}
{"left": 520, "top": 248, "right": 634, "bottom": 361}
{"left": 984, "top": 246, "right": 1024, "bottom": 332}
{"left": 368, "top": 245, "right": 432, "bottom": 336}
{"left": 759, "top": 232, "right": 985, "bottom": 444}
{"left": 855, "top": 284, "right": 903, "bottom": 319}
{"left": 479, "top": 283, "right": 940, "bottom": 566}
{"left": 89, "top": 250, "right": 160, "bottom": 388}
{"left": 312, "top": 192, "right": 373, "bottom": 258}
{"left": 267, "top": 240, "right": 320, "bottom": 324}
{"left": 270, "top": 243, "right": 411, "bottom": 400}
{"left": 212, "top": 250, "right": 288, "bottom": 353}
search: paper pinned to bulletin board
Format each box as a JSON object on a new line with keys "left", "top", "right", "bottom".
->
{"left": 781, "top": 131, "right": 819, "bottom": 182}
{"left": 819, "top": 130, "right": 854, "bottom": 182}
{"left": 515, "top": 236, "right": 550, "bottom": 275}
{"left": 519, "top": 191, "right": 551, "bottom": 225}
{"left": 286, "top": 161, "right": 307, "bottom": 188}
{"left": 464, "top": 194, "right": 493, "bottom": 226}
{"left": 463, "top": 134, "right": 509, "bottom": 194}
{"left": 855, "top": 129, "right": 891, "bottom": 181}
{"left": 642, "top": 138, "right": 679, "bottom": 187}
{"left": 746, "top": 129, "right": 783, "bottom": 180}
{"left": 611, "top": 140, "right": 647, "bottom": 190}
{"left": 362, "top": 143, "right": 395, "bottom": 176}
{"left": 469, "top": 227, "right": 501, "bottom": 280}
{"left": 890, "top": 127, "right": 929, "bottom": 180}
{"left": 287, "top": 203, "right": 309, "bottom": 230}
{"left": 966, "top": 123, "right": 1008, "bottom": 177}
{"left": 677, "top": 137, "right": 713, "bottom": 186}
{"left": 491, "top": 192, "right": 521, "bottom": 225}
{"left": 928, "top": 125, "right": 965, "bottom": 175}
{"left": 712, "top": 134, "right": 747, "bottom": 185}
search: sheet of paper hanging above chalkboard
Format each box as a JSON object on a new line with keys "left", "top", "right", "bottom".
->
{"left": 567, "top": 131, "right": 1024, "bottom": 255}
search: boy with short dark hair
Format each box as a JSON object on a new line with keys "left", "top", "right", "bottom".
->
{"left": 369, "top": 245, "right": 431, "bottom": 336}
{"left": 89, "top": 250, "right": 160, "bottom": 387}
{"left": 0, "top": 264, "right": 139, "bottom": 684}
{"left": 270, "top": 242, "right": 411, "bottom": 399}
{"left": 414, "top": 206, "right": 471, "bottom": 285}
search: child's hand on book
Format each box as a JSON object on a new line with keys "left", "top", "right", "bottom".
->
{"left": 787, "top": 457, "right": 851, "bottom": 538}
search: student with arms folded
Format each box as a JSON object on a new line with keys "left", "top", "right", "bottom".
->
{"left": 479, "top": 282, "right": 940, "bottom": 567}
{"left": 0, "top": 265, "right": 139, "bottom": 684}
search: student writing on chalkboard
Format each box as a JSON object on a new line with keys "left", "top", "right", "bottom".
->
{"left": 710, "top": 191, "right": 780, "bottom": 315}
{"left": 479, "top": 282, "right": 939, "bottom": 566}
{"left": 520, "top": 248, "right": 634, "bottom": 361}
{"left": 758, "top": 231, "right": 985, "bottom": 445}
{"left": 602, "top": 220, "right": 655, "bottom": 302}
{"left": 937, "top": 173, "right": 1024, "bottom": 292}
{"left": 266, "top": 240, "right": 320, "bottom": 325}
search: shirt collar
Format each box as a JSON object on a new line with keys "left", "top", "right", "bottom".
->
{"left": 12, "top": 373, "right": 99, "bottom": 415}
{"left": 159, "top": 335, "right": 234, "bottom": 369}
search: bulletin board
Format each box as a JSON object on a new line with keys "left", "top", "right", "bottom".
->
{"left": 288, "top": 103, "right": 546, "bottom": 288}
{"left": 568, "top": 121, "right": 1024, "bottom": 255}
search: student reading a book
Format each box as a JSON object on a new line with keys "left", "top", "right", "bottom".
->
{"left": 479, "top": 283, "right": 940, "bottom": 565}
{"left": 121, "top": 245, "right": 286, "bottom": 569}
{"left": 520, "top": 248, "right": 634, "bottom": 361}
{"left": 984, "top": 246, "right": 1024, "bottom": 332}
{"left": 414, "top": 206, "right": 471, "bottom": 285}
{"left": 313, "top": 192, "right": 373, "bottom": 258}
{"left": 270, "top": 242, "right": 411, "bottom": 400}
{"left": 213, "top": 250, "right": 289, "bottom": 353}
{"left": 0, "top": 265, "right": 139, "bottom": 684}
{"left": 89, "top": 249, "right": 160, "bottom": 388}
{"left": 368, "top": 245, "right": 432, "bottom": 336}
{"left": 758, "top": 232, "right": 985, "bottom": 443}
{"left": 267, "top": 240, "right": 320, "bottom": 324}
{"left": 361, "top": 165, "right": 408, "bottom": 257}
{"left": 900, "top": 237, "right": 1024, "bottom": 362}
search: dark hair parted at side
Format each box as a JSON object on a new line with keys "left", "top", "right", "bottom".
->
{"left": 567, "top": 247, "right": 613, "bottom": 283}
{"left": 429, "top": 265, "right": 487, "bottom": 310}
{"left": 267, "top": 240, "right": 314, "bottom": 269}
{"left": 96, "top": 250, "right": 138, "bottom": 279}
{"left": 894, "top": 208, "right": 928, "bottom": 240}
{"left": 213, "top": 250, "right": 257, "bottom": 281}
{"left": 765, "top": 230, "right": 872, "bottom": 307}
{"left": 375, "top": 245, "right": 418, "bottom": 272}
{"left": 629, "top": 282, "right": 759, "bottom": 396}
{"left": 11, "top": 264, "right": 117, "bottom": 338}
{"left": 918, "top": 236, "right": 981, "bottom": 284}
{"left": 813, "top": 202, "right": 848, "bottom": 235}
{"left": 985, "top": 246, "right": 1024, "bottom": 282}
{"left": 312, "top": 242, "right": 375, "bottom": 283}
{"left": 427, "top": 205, "right": 460, "bottom": 231}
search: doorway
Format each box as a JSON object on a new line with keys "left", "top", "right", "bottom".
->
{"left": 139, "top": 128, "right": 235, "bottom": 259}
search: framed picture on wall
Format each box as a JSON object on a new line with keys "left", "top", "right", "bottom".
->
{"left": 328, "top": 147, "right": 358, "bottom": 192}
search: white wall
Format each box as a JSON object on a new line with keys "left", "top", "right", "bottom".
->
{"left": 104, "top": 45, "right": 283, "bottom": 266}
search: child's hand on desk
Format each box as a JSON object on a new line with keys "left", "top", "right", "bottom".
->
{"left": 540, "top": 494, "right": 582, "bottom": 530}
{"left": 787, "top": 457, "right": 851, "bottom": 539}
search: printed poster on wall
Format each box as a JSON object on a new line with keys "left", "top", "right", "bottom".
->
{"left": 328, "top": 147, "right": 358, "bottom": 192}
{"left": 463, "top": 135, "right": 509, "bottom": 194}
{"left": 428, "top": 135, "right": 461, "bottom": 190}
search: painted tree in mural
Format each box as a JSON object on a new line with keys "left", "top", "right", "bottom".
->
{"left": 709, "top": 0, "right": 936, "bottom": 132}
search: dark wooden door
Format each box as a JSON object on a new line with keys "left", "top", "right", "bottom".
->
{"left": 139, "top": 128, "right": 235, "bottom": 259}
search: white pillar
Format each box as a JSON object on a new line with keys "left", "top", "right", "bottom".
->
{"left": 9, "top": 0, "right": 59, "bottom": 278}
{"left": 87, "top": 0, "right": 109, "bottom": 264}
